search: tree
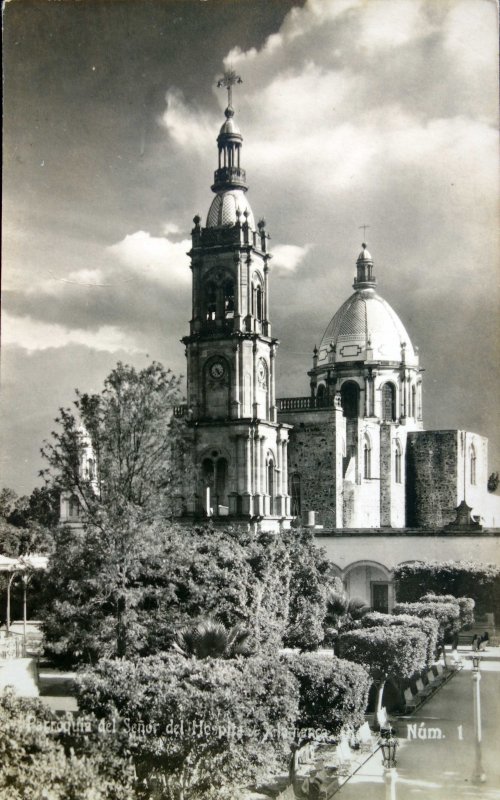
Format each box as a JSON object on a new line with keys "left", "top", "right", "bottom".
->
{"left": 41, "top": 522, "right": 291, "bottom": 666}
{"left": 0, "top": 486, "right": 57, "bottom": 556}
{"left": 283, "top": 528, "right": 343, "bottom": 651}
{"left": 339, "top": 626, "right": 428, "bottom": 715}
{"left": 41, "top": 361, "right": 191, "bottom": 524}
{"left": 283, "top": 652, "right": 371, "bottom": 738}
{"left": 0, "top": 688, "right": 137, "bottom": 800}
{"left": 392, "top": 600, "right": 460, "bottom": 662}
{"left": 76, "top": 654, "right": 299, "bottom": 800}
{"left": 488, "top": 472, "right": 499, "bottom": 493}
{"left": 173, "top": 619, "right": 255, "bottom": 659}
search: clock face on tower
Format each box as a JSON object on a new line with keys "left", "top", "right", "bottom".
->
{"left": 209, "top": 360, "right": 226, "bottom": 380}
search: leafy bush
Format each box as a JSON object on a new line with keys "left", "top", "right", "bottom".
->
{"left": 283, "top": 652, "right": 370, "bottom": 737}
{"left": 76, "top": 653, "right": 299, "bottom": 799}
{"left": 0, "top": 688, "right": 137, "bottom": 800}
{"left": 393, "top": 560, "right": 500, "bottom": 617}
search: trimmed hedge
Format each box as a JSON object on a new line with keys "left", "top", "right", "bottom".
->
{"left": 283, "top": 652, "right": 370, "bottom": 737}
{"left": 420, "top": 594, "right": 475, "bottom": 628}
{"left": 339, "top": 626, "right": 428, "bottom": 684}
{"left": 393, "top": 560, "right": 500, "bottom": 617}
{"left": 361, "top": 612, "right": 439, "bottom": 666}
{"left": 393, "top": 601, "right": 460, "bottom": 646}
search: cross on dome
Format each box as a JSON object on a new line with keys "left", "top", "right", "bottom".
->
{"left": 217, "top": 69, "right": 243, "bottom": 111}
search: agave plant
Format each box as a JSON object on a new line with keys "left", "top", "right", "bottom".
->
{"left": 173, "top": 619, "right": 255, "bottom": 659}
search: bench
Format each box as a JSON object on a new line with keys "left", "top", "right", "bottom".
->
{"left": 404, "top": 687, "right": 419, "bottom": 713}
{"left": 426, "top": 669, "right": 445, "bottom": 688}
{"left": 355, "top": 721, "right": 375, "bottom": 753}
{"left": 415, "top": 677, "right": 433, "bottom": 698}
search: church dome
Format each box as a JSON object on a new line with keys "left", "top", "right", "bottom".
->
{"left": 206, "top": 189, "right": 256, "bottom": 230}
{"left": 318, "top": 289, "right": 416, "bottom": 366}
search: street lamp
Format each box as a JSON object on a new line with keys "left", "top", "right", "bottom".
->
{"left": 468, "top": 654, "right": 486, "bottom": 784}
{"left": 379, "top": 735, "right": 398, "bottom": 800}
{"left": 379, "top": 735, "right": 398, "bottom": 768}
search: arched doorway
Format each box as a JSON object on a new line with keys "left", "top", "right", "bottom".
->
{"left": 201, "top": 455, "right": 229, "bottom": 516}
{"left": 341, "top": 381, "right": 359, "bottom": 419}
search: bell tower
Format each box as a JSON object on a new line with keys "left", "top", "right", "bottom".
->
{"left": 182, "top": 72, "right": 291, "bottom": 528}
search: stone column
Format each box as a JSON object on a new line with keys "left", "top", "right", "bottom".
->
{"left": 242, "top": 434, "right": 253, "bottom": 516}
{"left": 260, "top": 436, "right": 266, "bottom": 515}
{"left": 231, "top": 343, "right": 240, "bottom": 419}
{"left": 252, "top": 342, "right": 258, "bottom": 418}
{"left": 364, "top": 373, "right": 370, "bottom": 417}
{"left": 269, "top": 346, "right": 276, "bottom": 422}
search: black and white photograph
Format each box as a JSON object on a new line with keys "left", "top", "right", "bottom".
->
{"left": 1, "top": 0, "right": 499, "bottom": 797}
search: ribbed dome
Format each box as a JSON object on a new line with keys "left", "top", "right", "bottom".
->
{"left": 317, "top": 288, "right": 417, "bottom": 366}
{"left": 219, "top": 116, "right": 241, "bottom": 136}
{"left": 206, "top": 189, "right": 256, "bottom": 230}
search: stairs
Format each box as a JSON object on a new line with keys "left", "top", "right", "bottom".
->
{"left": 0, "top": 658, "right": 39, "bottom": 697}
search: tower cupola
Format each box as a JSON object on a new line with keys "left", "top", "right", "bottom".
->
{"left": 212, "top": 71, "right": 247, "bottom": 193}
{"left": 353, "top": 243, "right": 376, "bottom": 290}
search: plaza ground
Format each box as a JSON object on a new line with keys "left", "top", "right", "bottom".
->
{"left": 338, "top": 647, "right": 500, "bottom": 799}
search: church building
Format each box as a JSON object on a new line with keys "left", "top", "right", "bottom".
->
{"left": 62, "top": 75, "right": 500, "bottom": 612}
{"left": 176, "top": 75, "right": 498, "bottom": 539}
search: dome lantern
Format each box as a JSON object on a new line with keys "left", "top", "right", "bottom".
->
{"left": 212, "top": 71, "right": 247, "bottom": 193}
{"left": 353, "top": 242, "right": 376, "bottom": 290}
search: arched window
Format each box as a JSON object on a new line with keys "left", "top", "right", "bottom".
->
{"left": 316, "top": 384, "right": 326, "bottom": 407}
{"left": 68, "top": 495, "right": 80, "bottom": 518}
{"left": 87, "top": 458, "right": 95, "bottom": 480}
{"left": 470, "top": 445, "right": 477, "bottom": 485}
{"left": 255, "top": 286, "right": 263, "bottom": 321}
{"left": 395, "top": 442, "right": 402, "bottom": 484}
{"left": 223, "top": 280, "right": 235, "bottom": 318}
{"left": 382, "top": 383, "right": 396, "bottom": 422}
{"left": 290, "top": 473, "right": 301, "bottom": 516}
{"left": 341, "top": 381, "right": 359, "bottom": 419}
{"left": 205, "top": 282, "right": 217, "bottom": 320}
{"left": 363, "top": 436, "right": 372, "bottom": 479}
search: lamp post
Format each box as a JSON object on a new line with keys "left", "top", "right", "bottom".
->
{"left": 379, "top": 735, "right": 398, "bottom": 800}
{"left": 469, "top": 654, "right": 486, "bottom": 783}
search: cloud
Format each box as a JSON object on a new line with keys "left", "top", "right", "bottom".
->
{"left": 106, "top": 230, "right": 191, "bottom": 288}
{"left": 2, "top": 312, "right": 143, "bottom": 354}
{"left": 271, "top": 243, "right": 312, "bottom": 273}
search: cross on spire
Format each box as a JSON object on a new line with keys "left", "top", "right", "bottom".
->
{"left": 359, "top": 223, "right": 370, "bottom": 240}
{"left": 217, "top": 69, "right": 243, "bottom": 107}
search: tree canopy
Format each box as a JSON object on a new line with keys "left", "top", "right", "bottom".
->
{"left": 41, "top": 361, "right": 191, "bottom": 525}
{"left": 339, "top": 626, "right": 428, "bottom": 713}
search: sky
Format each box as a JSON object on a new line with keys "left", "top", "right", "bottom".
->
{"left": 2, "top": 0, "right": 499, "bottom": 495}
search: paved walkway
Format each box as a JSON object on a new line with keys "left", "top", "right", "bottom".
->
{"left": 338, "top": 647, "right": 500, "bottom": 799}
